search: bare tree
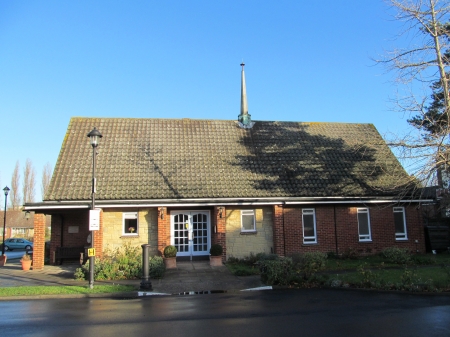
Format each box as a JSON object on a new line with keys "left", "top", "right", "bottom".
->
{"left": 41, "top": 162, "right": 52, "bottom": 200}
{"left": 10, "top": 161, "right": 21, "bottom": 210}
{"left": 23, "top": 158, "right": 36, "bottom": 203}
{"left": 377, "top": 0, "right": 450, "bottom": 192}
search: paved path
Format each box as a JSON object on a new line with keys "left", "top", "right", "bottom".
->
{"left": 0, "top": 259, "right": 263, "bottom": 295}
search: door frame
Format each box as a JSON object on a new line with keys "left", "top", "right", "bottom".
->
{"left": 170, "top": 210, "right": 211, "bottom": 257}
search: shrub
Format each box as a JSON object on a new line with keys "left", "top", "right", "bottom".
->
{"left": 341, "top": 247, "right": 359, "bottom": 259}
{"left": 381, "top": 247, "right": 411, "bottom": 265}
{"left": 210, "top": 244, "right": 223, "bottom": 256}
{"left": 258, "top": 257, "right": 293, "bottom": 286}
{"left": 74, "top": 243, "right": 165, "bottom": 281}
{"left": 149, "top": 256, "right": 165, "bottom": 279}
{"left": 291, "top": 252, "right": 327, "bottom": 280}
{"left": 164, "top": 245, "right": 177, "bottom": 258}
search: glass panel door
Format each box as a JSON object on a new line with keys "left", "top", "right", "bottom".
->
{"left": 171, "top": 211, "right": 210, "bottom": 257}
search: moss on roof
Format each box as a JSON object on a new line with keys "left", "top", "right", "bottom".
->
{"left": 45, "top": 117, "right": 412, "bottom": 201}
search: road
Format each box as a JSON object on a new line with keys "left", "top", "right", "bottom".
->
{"left": 1, "top": 289, "right": 449, "bottom": 336}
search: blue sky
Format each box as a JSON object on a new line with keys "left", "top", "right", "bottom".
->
{"left": 0, "top": 1, "right": 414, "bottom": 204}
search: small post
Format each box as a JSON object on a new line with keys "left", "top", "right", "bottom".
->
{"left": 140, "top": 244, "right": 152, "bottom": 291}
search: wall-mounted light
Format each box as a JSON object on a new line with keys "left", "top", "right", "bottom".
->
{"left": 24, "top": 211, "right": 31, "bottom": 221}
{"left": 218, "top": 207, "right": 224, "bottom": 218}
{"left": 160, "top": 207, "right": 166, "bottom": 219}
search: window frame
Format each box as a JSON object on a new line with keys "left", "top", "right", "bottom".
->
{"left": 393, "top": 207, "right": 408, "bottom": 240}
{"left": 302, "top": 208, "right": 317, "bottom": 244}
{"left": 123, "top": 212, "right": 138, "bottom": 236}
{"left": 240, "top": 210, "right": 256, "bottom": 232}
{"left": 357, "top": 208, "right": 372, "bottom": 242}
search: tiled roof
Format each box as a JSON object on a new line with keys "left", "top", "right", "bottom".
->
{"left": 45, "top": 117, "right": 412, "bottom": 201}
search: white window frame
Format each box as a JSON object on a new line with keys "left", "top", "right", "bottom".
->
{"left": 357, "top": 208, "right": 372, "bottom": 242}
{"left": 123, "top": 212, "right": 138, "bottom": 235}
{"left": 302, "top": 208, "right": 317, "bottom": 244}
{"left": 393, "top": 207, "right": 408, "bottom": 240}
{"left": 241, "top": 210, "right": 256, "bottom": 232}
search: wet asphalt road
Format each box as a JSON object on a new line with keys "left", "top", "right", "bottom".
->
{"left": 1, "top": 288, "right": 450, "bottom": 337}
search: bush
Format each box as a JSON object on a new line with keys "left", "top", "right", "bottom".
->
{"left": 381, "top": 247, "right": 411, "bottom": 265}
{"left": 164, "top": 245, "right": 177, "bottom": 258}
{"left": 210, "top": 244, "right": 223, "bottom": 256}
{"left": 74, "top": 243, "right": 165, "bottom": 281}
{"left": 149, "top": 256, "right": 165, "bottom": 279}
{"left": 258, "top": 257, "right": 293, "bottom": 286}
{"left": 291, "top": 252, "right": 327, "bottom": 280}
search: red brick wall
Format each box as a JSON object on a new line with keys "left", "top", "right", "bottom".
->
{"left": 157, "top": 207, "right": 171, "bottom": 255}
{"left": 50, "top": 210, "right": 94, "bottom": 264}
{"left": 32, "top": 213, "right": 46, "bottom": 270}
{"left": 274, "top": 204, "right": 426, "bottom": 256}
{"left": 273, "top": 205, "right": 285, "bottom": 256}
{"left": 212, "top": 206, "right": 226, "bottom": 260}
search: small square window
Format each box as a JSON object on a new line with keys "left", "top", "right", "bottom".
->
{"left": 357, "top": 208, "right": 372, "bottom": 241}
{"left": 123, "top": 212, "right": 138, "bottom": 235}
{"left": 241, "top": 210, "right": 256, "bottom": 232}
{"left": 394, "top": 207, "right": 408, "bottom": 240}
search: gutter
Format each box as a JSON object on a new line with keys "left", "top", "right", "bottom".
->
{"left": 24, "top": 197, "right": 435, "bottom": 212}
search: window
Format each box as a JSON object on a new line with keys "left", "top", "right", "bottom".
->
{"left": 357, "top": 208, "right": 372, "bottom": 241}
{"left": 302, "top": 209, "right": 317, "bottom": 244}
{"left": 393, "top": 207, "right": 408, "bottom": 240}
{"left": 123, "top": 212, "right": 138, "bottom": 235}
{"left": 241, "top": 210, "right": 256, "bottom": 232}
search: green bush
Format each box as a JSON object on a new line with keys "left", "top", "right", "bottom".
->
{"left": 210, "top": 244, "right": 223, "bottom": 256}
{"left": 149, "top": 256, "right": 165, "bottom": 279}
{"left": 258, "top": 257, "right": 293, "bottom": 285}
{"left": 381, "top": 247, "right": 411, "bottom": 265}
{"left": 164, "top": 245, "right": 177, "bottom": 258}
{"left": 74, "top": 243, "right": 165, "bottom": 281}
{"left": 291, "top": 252, "right": 327, "bottom": 280}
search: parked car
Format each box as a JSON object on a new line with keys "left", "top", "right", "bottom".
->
{"left": 0, "top": 238, "right": 33, "bottom": 251}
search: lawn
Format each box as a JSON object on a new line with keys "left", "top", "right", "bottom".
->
{"left": 0, "top": 285, "right": 136, "bottom": 297}
{"left": 226, "top": 252, "right": 450, "bottom": 292}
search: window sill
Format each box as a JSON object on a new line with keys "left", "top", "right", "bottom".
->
{"left": 121, "top": 234, "right": 139, "bottom": 238}
{"left": 395, "top": 238, "right": 408, "bottom": 242}
{"left": 240, "top": 231, "right": 257, "bottom": 235}
{"left": 302, "top": 242, "right": 318, "bottom": 246}
{"left": 358, "top": 240, "right": 373, "bottom": 243}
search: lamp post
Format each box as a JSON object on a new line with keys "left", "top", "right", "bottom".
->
{"left": 87, "top": 127, "right": 102, "bottom": 289}
{"left": 2, "top": 186, "right": 10, "bottom": 257}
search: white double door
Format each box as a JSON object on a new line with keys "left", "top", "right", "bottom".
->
{"left": 171, "top": 211, "right": 210, "bottom": 257}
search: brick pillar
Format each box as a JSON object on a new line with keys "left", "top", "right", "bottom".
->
{"left": 93, "top": 209, "right": 103, "bottom": 258}
{"left": 273, "top": 205, "right": 285, "bottom": 256}
{"left": 33, "top": 213, "right": 46, "bottom": 270}
{"left": 213, "top": 206, "right": 226, "bottom": 260}
{"left": 157, "top": 207, "right": 171, "bottom": 255}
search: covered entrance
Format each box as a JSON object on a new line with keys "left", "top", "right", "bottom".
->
{"left": 171, "top": 211, "right": 210, "bottom": 258}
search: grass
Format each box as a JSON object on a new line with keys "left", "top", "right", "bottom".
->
{"left": 226, "top": 262, "right": 260, "bottom": 276}
{"left": 226, "top": 252, "right": 450, "bottom": 292}
{"left": 0, "top": 284, "right": 136, "bottom": 297}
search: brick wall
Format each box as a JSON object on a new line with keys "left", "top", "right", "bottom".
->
{"left": 212, "top": 206, "right": 226, "bottom": 260}
{"left": 275, "top": 204, "right": 426, "bottom": 256}
{"left": 49, "top": 210, "right": 91, "bottom": 264}
{"left": 32, "top": 213, "right": 46, "bottom": 270}
{"left": 157, "top": 207, "right": 171, "bottom": 254}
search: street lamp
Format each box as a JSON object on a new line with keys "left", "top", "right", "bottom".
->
{"left": 2, "top": 186, "right": 10, "bottom": 257}
{"left": 87, "top": 127, "right": 102, "bottom": 289}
